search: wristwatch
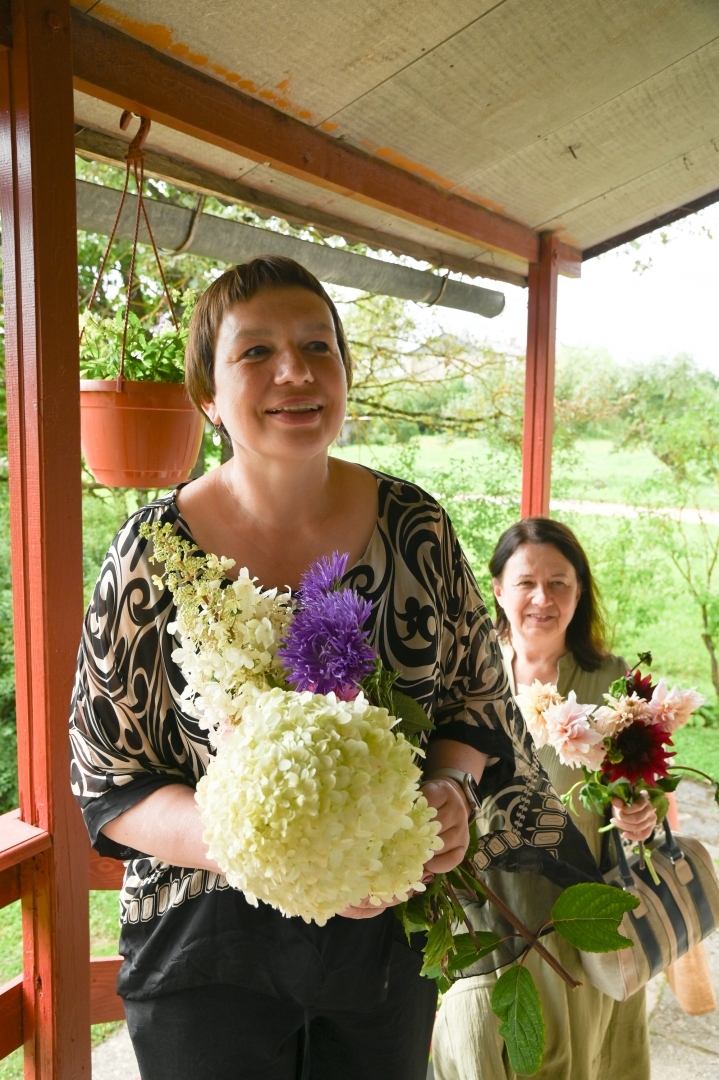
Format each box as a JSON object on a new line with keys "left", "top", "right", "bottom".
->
{"left": 421, "top": 768, "right": 481, "bottom": 822}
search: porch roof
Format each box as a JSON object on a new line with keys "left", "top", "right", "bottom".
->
{"left": 70, "top": 1, "right": 719, "bottom": 285}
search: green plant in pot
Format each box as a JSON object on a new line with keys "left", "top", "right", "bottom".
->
{"left": 79, "top": 299, "right": 192, "bottom": 384}
{"left": 79, "top": 295, "right": 205, "bottom": 490}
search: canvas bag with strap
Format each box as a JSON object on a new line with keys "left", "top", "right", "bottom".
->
{"left": 580, "top": 821, "right": 719, "bottom": 1001}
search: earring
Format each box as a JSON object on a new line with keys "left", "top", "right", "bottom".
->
{"left": 212, "top": 423, "right": 222, "bottom": 447}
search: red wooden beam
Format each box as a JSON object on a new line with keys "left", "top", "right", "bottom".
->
{"left": 521, "top": 233, "right": 559, "bottom": 518}
{"left": 88, "top": 847, "right": 124, "bottom": 891}
{"left": 69, "top": 9, "right": 544, "bottom": 266}
{"left": 0, "top": 811, "right": 50, "bottom": 874}
{"left": 90, "top": 957, "right": 125, "bottom": 1024}
{"left": 0, "top": 3, "right": 90, "bottom": 1077}
{"left": 0, "top": 976, "right": 23, "bottom": 1060}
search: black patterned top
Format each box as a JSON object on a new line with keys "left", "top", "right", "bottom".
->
{"left": 70, "top": 471, "right": 598, "bottom": 1003}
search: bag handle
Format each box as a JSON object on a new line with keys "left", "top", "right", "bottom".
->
{"left": 613, "top": 818, "right": 685, "bottom": 890}
{"left": 612, "top": 828, "right": 635, "bottom": 890}
{"left": 659, "top": 818, "right": 685, "bottom": 864}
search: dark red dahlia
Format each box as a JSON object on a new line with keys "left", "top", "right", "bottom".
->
{"left": 625, "top": 669, "right": 654, "bottom": 702}
{"left": 604, "top": 723, "right": 673, "bottom": 786}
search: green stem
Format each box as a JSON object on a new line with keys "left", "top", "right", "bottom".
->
{"left": 669, "top": 765, "right": 718, "bottom": 786}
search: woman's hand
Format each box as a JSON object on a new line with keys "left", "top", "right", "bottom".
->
{"left": 338, "top": 896, "right": 403, "bottom": 920}
{"left": 421, "top": 778, "right": 471, "bottom": 874}
{"left": 611, "top": 792, "right": 657, "bottom": 843}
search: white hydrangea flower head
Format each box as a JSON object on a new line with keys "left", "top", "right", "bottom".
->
{"left": 515, "top": 680, "right": 564, "bottom": 748}
{"left": 196, "top": 687, "right": 443, "bottom": 925}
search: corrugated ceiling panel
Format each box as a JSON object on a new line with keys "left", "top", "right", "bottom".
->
{"left": 460, "top": 37, "right": 719, "bottom": 234}
{"left": 328, "top": 0, "right": 719, "bottom": 194}
{"left": 70, "top": 0, "right": 493, "bottom": 125}
{"left": 543, "top": 135, "right": 719, "bottom": 248}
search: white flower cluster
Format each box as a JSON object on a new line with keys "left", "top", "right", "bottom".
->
{"left": 196, "top": 687, "right": 443, "bottom": 925}
{"left": 141, "top": 523, "right": 294, "bottom": 746}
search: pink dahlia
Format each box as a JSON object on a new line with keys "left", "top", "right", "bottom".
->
{"left": 544, "top": 692, "right": 607, "bottom": 771}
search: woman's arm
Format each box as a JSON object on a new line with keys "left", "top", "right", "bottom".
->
{"left": 101, "top": 784, "right": 222, "bottom": 872}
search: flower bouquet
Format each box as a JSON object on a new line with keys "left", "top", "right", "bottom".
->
{"left": 516, "top": 654, "right": 715, "bottom": 879}
{"left": 142, "top": 521, "right": 640, "bottom": 1076}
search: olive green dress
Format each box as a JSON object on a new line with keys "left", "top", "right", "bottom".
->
{"left": 432, "top": 645, "right": 651, "bottom": 1080}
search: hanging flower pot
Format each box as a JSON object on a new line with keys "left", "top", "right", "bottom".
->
{"left": 80, "top": 379, "right": 204, "bottom": 489}
{"left": 78, "top": 111, "right": 205, "bottom": 489}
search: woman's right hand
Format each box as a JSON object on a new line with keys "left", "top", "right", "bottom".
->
{"left": 611, "top": 793, "right": 657, "bottom": 843}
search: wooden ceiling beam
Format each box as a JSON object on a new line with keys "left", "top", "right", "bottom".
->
{"left": 74, "top": 126, "right": 528, "bottom": 288}
{"left": 70, "top": 8, "right": 548, "bottom": 266}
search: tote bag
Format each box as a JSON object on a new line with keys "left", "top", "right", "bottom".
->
{"left": 580, "top": 821, "right": 719, "bottom": 1001}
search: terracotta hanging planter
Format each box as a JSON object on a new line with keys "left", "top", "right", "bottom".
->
{"left": 80, "top": 380, "right": 204, "bottom": 489}
{"left": 79, "top": 112, "right": 205, "bottom": 489}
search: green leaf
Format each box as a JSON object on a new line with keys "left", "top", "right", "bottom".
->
{"left": 606, "top": 778, "right": 634, "bottom": 803}
{"left": 551, "top": 883, "right": 639, "bottom": 952}
{"left": 647, "top": 791, "right": 669, "bottom": 821}
{"left": 448, "top": 931, "right": 502, "bottom": 974}
{"left": 579, "top": 780, "right": 610, "bottom": 816}
{"left": 465, "top": 819, "right": 480, "bottom": 862}
{"left": 655, "top": 775, "right": 682, "bottom": 792}
{"left": 421, "top": 915, "right": 454, "bottom": 974}
{"left": 606, "top": 675, "right": 629, "bottom": 699}
{"left": 491, "top": 966, "right": 545, "bottom": 1076}
{"left": 391, "top": 689, "right": 435, "bottom": 739}
{"left": 399, "top": 893, "right": 433, "bottom": 934}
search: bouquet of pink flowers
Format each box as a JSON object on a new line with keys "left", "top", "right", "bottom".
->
{"left": 516, "top": 655, "right": 714, "bottom": 876}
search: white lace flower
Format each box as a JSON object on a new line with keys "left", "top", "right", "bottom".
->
{"left": 515, "top": 680, "right": 564, "bottom": 748}
{"left": 196, "top": 688, "right": 443, "bottom": 925}
{"left": 141, "top": 523, "right": 294, "bottom": 746}
{"left": 544, "top": 691, "right": 606, "bottom": 770}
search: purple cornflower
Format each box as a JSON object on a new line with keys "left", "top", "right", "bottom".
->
{"left": 278, "top": 588, "right": 376, "bottom": 698}
{"left": 298, "top": 551, "right": 349, "bottom": 605}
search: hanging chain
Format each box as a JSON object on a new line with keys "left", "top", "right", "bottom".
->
{"left": 82, "top": 111, "right": 180, "bottom": 392}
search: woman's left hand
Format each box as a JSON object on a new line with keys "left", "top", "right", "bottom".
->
{"left": 611, "top": 792, "right": 657, "bottom": 842}
{"left": 421, "top": 779, "right": 471, "bottom": 874}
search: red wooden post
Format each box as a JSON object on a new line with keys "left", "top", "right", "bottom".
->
{"left": 0, "top": 2, "right": 90, "bottom": 1077}
{"left": 521, "top": 232, "right": 560, "bottom": 518}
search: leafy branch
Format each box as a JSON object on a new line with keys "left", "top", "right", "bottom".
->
{"left": 397, "top": 826, "right": 638, "bottom": 1075}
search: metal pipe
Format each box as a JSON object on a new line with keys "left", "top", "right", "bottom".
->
{"left": 75, "top": 179, "right": 505, "bottom": 319}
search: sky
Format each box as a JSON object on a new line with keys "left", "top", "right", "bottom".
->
{"left": 419, "top": 201, "right": 719, "bottom": 373}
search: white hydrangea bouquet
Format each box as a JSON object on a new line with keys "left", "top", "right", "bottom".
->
{"left": 140, "top": 523, "right": 442, "bottom": 925}
{"left": 141, "top": 522, "right": 641, "bottom": 1076}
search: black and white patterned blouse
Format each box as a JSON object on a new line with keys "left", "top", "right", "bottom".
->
{"left": 70, "top": 471, "right": 598, "bottom": 1003}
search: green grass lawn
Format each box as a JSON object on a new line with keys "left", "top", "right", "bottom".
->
{"left": 332, "top": 435, "right": 719, "bottom": 509}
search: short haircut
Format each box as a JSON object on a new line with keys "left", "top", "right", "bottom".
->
{"left": 184, "top": 255, "right": 353, "bottom": 409}
{"left": 488, "top": 517, "right": 608, "bottom": 672}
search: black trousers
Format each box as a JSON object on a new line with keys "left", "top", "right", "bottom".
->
{"left": 124, "top": 941, "right": 437, "bottom": 1080}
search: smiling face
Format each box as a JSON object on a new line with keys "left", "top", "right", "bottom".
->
{"left": 202, "top": 285, "right": 347, "bottom": 463}
{"left": 493, "top": 542, "right": 581, "bottom": 650}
